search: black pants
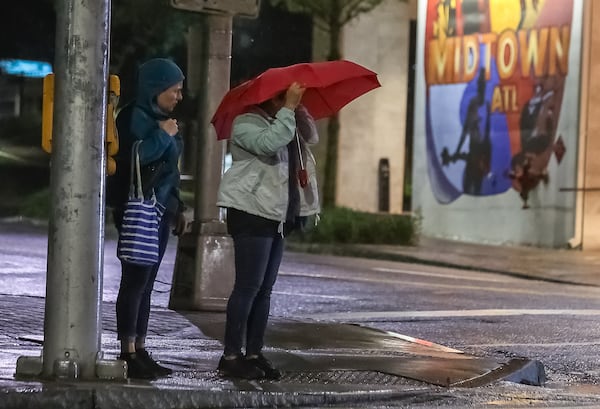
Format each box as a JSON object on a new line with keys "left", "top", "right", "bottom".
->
{"left": 223, "top": 208, "right": 285, "bottom": 356}
{"left": 113, "top": 208, "right": 172, "bottom": 340}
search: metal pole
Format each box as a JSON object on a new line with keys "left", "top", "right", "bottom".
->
{"left": 41, "top": 0, "right": 110, "bottom": 380}
{"left": 169, "top": 15, "right": 235, "bottom": 311}
{"left": 195, "top": 14, "right": 231, "bottom": 222}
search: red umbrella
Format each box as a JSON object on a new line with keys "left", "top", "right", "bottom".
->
{"left": 211, "top": 60, "right": 381, "bottom": 140}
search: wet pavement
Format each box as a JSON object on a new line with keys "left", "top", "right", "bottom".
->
{"left": 287, "top": 237, "right": 600, "bottom": 288}
{"left": 1, "top": 219, "right": 594, "bottom": 408}
{"left": 0, "top": 295, "right": 536, "bottom": 408}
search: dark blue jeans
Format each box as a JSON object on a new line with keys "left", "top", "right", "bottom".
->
{"left": 224, "top": 211, "right": 285, "bottom": 356}
{"left": 113, "top": 208, "right": 172, "bottom": 340}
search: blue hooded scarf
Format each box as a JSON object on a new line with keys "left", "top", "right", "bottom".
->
{"left": 136, "top": 58, "right": 185, "bottom": 119}
{"left": 110, "top": 58, "right": 185, "bottom": 214}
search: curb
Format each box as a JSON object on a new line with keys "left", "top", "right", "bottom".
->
{"left": 452, "top": 358, "right": 546, "bottom": 388}
{"left": 285, "top": 242, "right": 599, "bottom": 288}
{"left": 0, "top": 386, "right": 433, "bottom": 409}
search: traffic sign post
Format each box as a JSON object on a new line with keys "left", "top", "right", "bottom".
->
{"left": 168, "top": 2, "right": 258, "bottom": 311}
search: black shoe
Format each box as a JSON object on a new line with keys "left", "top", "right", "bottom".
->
{"left": 245, "top": 353, "right": 282, "bottom": 380}
{"left": 217, "top": 354, "right": 265, "bottom": 380}
{"left": 136, "top": 348, "right": 173, "bottom": 377}
{"left": 118, "top": 353, "right": 156, "bottom": 380}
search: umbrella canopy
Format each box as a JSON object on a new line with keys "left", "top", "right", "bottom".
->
{"left": 211, "top": 60, "right": 381, "bottom": 140}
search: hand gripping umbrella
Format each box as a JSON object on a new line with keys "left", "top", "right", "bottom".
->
{"left": 211, "top": 60, "right": 381, "bottom": 140}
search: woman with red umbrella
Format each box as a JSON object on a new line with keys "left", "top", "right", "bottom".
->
{"left": 216, "top": 81, "right": 309, "bottom": 380}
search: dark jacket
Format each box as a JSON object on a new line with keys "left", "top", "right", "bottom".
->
{"left": 107, "top": 58, "right": 185, "bottom": 215}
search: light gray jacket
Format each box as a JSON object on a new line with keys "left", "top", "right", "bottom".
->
{"left": 217, "top": 106, "right": 320, "bottom": 223}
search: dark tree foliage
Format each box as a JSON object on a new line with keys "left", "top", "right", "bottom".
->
{"left": 1, "top": 0, "right": 312, "bottom": 98}
{"left": 231, "top": 2, "right": 312, "bottom": 86}
{"left": 0, "top": 0, "right": 313, "bottom": 135}
{"left": 0, "top": 0, "right": 191, "bottom": 103}
{"left": 110, "top": 0, "right": 194, "bottom": 103}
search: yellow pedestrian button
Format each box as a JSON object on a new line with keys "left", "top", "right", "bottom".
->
{"left": 41, "top": 73, "right": 120, "bottom": 175}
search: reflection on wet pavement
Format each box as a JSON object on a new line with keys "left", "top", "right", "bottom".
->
{"left": 183, "top": 312, "right": 534, "bottom": 387}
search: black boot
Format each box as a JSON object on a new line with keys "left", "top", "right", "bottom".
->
{"left": 217, "top": 354, "right": 265, "bottom": 380}
{"left": 118, "top": 352, "right": 157, "bottom": 380}
{"left": 136, "top": 348, "right": 173, "bottom": 377}
{"left": 245, "top": 353, "right": 282, "bottom": 380}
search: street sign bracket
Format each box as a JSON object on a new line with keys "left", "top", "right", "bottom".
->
{"left": 170, "top": 0, "right": 260, "bottom": 17}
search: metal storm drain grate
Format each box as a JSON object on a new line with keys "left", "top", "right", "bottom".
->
{"left": 281, "top": 370, "right": 425, "bottom": 387}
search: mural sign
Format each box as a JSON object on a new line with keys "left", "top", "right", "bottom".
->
{"left": 424, "top": 0, "right": 574, "bottom": 208}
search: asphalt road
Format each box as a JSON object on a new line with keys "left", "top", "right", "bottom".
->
{"left": 276, "top": 253, "right": 600, "bottom": 407}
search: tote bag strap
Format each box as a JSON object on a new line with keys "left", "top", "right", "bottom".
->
{"left": 128, "top": 140, "right": 144, "bottom": 199}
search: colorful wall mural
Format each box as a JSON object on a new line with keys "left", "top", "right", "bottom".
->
{"left": 424, "top": 0, "right": 573, "bottom": 209}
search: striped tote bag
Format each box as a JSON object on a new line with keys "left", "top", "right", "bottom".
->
{"left": 117, "top": 141, "right": 165, "bottom": 266}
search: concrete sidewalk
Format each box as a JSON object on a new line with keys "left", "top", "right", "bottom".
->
{"left": 1, "top": 221, "right": 590, "bottom": 408}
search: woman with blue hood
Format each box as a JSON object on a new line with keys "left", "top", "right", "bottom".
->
{"left": 107, "top": 58, "right": 186, "bottom": 380}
